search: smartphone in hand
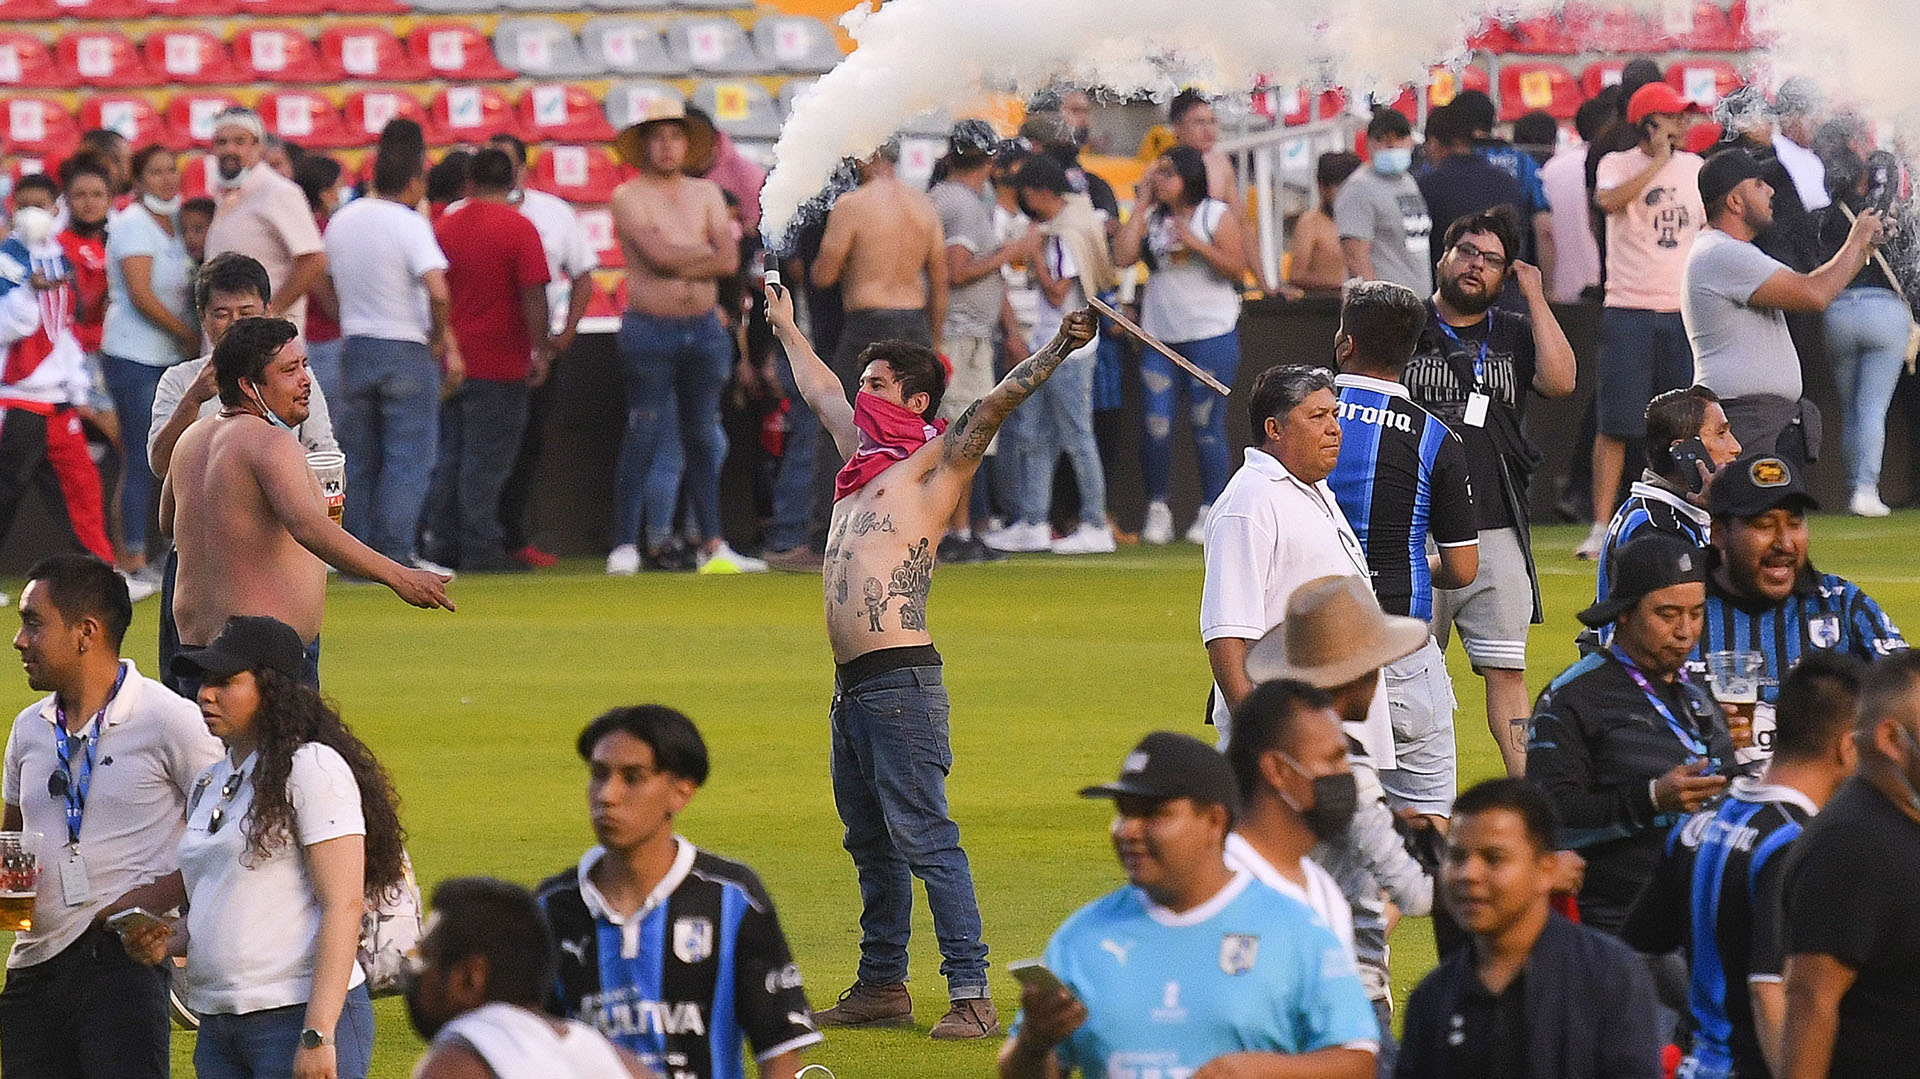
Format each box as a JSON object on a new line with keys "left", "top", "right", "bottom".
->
{"left": 1009, "top": 959, "right": 1068, "bottom": 996}
{"left": 105, "top": 907, "right": 169, "bottom": 938}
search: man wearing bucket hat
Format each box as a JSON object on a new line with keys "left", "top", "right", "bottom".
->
{"left": 1527, "top": 532, "right": 1737, "bottom": 935}
{"left": 605, "top": 99, "right": 762, "bottom": 576}
{"left": 1243, "top": 575, "right": 1435, "bottom": 1071}
{"left": 1000, "top": 731, "right": 1378, "bottom": 1079}
{"left": 1689, "top": 453, "right": 1906, "bottom": 766}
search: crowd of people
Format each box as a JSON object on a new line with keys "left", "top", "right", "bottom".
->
{"left": 0, "top": 60, "right": 1917, "bottom": 1079}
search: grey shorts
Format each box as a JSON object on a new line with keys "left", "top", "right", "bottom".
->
{"left": 1378, "top": 637, "right": 1458, "bottom": 816}
{"left": 1596, "top": 307, "right": 1693, "bottom": 438}
{"left": 1432, "top": 526, "right": 1532, "bottom": 671}
{"left": 936, "top": 335, "right": 996, "bottom": 423}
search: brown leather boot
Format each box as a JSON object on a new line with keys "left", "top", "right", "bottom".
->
{"left": 812, "top": 981, "right": 913, "bottom": 1028}
{"left": 928, "top": 997, "right": 1000, "bottom": 1040}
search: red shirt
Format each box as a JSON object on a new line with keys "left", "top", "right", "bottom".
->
{"left": 304, "top": 212, "right": 341, "bottom": 344}
{"left": 57, "top": 229, "right": 107, "bottom": 354}
{"left": 433, "top": 200, "right": 548, "bottom": 382}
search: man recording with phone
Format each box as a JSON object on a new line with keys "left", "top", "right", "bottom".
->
{"left": 1592, "top": 385, "right": 1743, "bottom": 608}
{"left": 1000, "top": 732, "right": 1378, "bottom": 1079}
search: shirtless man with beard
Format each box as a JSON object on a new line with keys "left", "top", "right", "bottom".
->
{"left": 161, "top": 317, "right": 453, "bottom": 690}
{"left": 765, "top": 279, "right": 1093, "bottom": 1041}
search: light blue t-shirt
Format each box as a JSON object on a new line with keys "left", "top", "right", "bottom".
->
{"left": 1014, "top": 872, "right": 1380, "bottom": 1077}
{"left": 103, "top": 203, "right": 194, "bottom": 367}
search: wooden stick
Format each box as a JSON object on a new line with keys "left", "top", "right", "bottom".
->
{"left": 1086, "top": 294, "right": 1232, "bottom": 397}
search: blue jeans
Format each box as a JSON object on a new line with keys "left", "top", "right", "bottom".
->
{"left": 100, "top": 353, "right": 169, "bottom": 553}
{"left": 337, "top": 337, "right": 439, "bottom": 562}
{"left": 1017, "top": 345, "right": 1105, "bottom": 528}
{"left": 829, "top": 665, "right": 988, "bottom": 998}
{"left": 305, "top": 337, "right": 345, "bottom": 413}
{"left": 1140, "top": 330, "right": 1238, "bottom": 504}
{"left": 765, "top": 355, "right": 820, "bottom": 551}
{"left": 1824, "top": 286, "right": 1910, "bottom": 491}
{"left": 424, "top": 378, "right": 530, "bottom": 567}
{"left": 193, "top": 982, "right": 373, "bottom": 1079}
{"left": 614, "top": 311, "right": 730, "bottom": 549}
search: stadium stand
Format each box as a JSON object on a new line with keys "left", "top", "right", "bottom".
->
{"left": 410, "top": 21, "right": 515, "bottom": 80}
{"left": 750, "top": 14, "right": 840, "bottom": 75}
{"left": 321, "top": 25, "right": 427, "bottom": 80}
{"left": 527, "top": 142, "right": 622, "bottom": 202}
{"left": 164, "top": 92, "right": 244, "bottom": 151}
{"left": 78, "top": 94, "right": 167, "bottom": 147}
{"left": 664, "top": 16, "right": 764, "bottom": 76}
{"left": 56, "top": 30, "right": 151, "bottom": 88}
{"left": 144, "top": 29, "right": 242, "bottom": 86}
{"left": 517, "top": 82, "right": 614, "bottom": 141}
{"left": 258, "top": 89, "right": 353, "bottom": 148}
{"left": 233, "top": 26, "right": 337, "bottom": 82}
{"left": 578, "top": 17, "right": 680, "bottom": 78}
{"left": 689, "top": 79, "right": 781, "bottom": 141}
{"left": 0, "top": 32, "right": 63, "bottom": 89}
{"left": 426, "top": 84, "right": 523, "bottom": 143}
{"left": 343, "top": 87, "right": 431, "bottom": 140}
{"left": 493, "top": 16, "right": 599, "bottom": 78}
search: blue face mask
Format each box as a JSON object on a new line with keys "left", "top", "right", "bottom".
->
{"left": 1372, "top": 147, "right": 1414, "bottom": 177}
{"left": 248, "top": 384, "right": 296, "bottom": 433}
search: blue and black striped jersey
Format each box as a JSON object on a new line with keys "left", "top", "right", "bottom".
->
{"left": 1596, "top": 475, "right": 1712, "bottom": 602}
{"left": 1686, "top": 568, "right": 1907, "bottom": 707}
{"left": 537, "top": 843, "right": 822, "bottom": 1079}
{"left": 1621, "top": 777, "right": 1812, "bottom": 1078}
{"left": 1329, "top": 374, "right": 1477, "bottom": 622}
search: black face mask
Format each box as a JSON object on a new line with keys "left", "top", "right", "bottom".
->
{"left": 1281, "top": 752, "right": 1360, "bottom": 842}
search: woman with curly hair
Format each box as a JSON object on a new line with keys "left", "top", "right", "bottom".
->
{"left": 126, "top": 614, "right": 404, "bottom": 1079}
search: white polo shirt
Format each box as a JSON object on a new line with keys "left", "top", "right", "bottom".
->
{"left": 1, "top": 660, "right": 221, "bottom": 967}
{"left": 178, "top": 741, "right": 367, "bottom": 1014}
{"left": 1224, "top": 831, "right": 1356, "bottom": 960}
{"left": 1200, "top": 447, "right": 1393, "bottom": 766}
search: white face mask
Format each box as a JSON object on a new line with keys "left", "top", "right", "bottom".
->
{"left": 142, "top": 192, "right": 182, "bottom": 217}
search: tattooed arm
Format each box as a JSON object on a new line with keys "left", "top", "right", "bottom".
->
{"left": 939, "top": 309, "right": 1098, "bottom": 466}
{"left": 766, "top": 282, "right": 859, "bottom": 461}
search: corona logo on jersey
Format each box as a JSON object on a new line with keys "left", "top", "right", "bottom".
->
{"left": 1336, "top": 398, "right": 1415, "bottom": 433}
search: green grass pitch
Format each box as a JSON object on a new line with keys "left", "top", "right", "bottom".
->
{"left": 3, "top": 515, "right": 1914, "bottom": 1077}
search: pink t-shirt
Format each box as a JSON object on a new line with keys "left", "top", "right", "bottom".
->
{"left": 1596, "top": 148, "right": 1706, "bottom": 311}
{"left": 204, "top": 166, "right": 325, "bottom": 335}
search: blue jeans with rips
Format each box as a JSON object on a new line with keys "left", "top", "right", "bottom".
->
{"left": 829, "top": 664, "right": 989, "bottom": 1000}
{"left": 337, "top": 337, "right": 439, "bottom": 563}
{"left": 613, "top": 311, "right": 731, "bottom": 550}
{"left": 1139, "top": 330, "right": 1239, "bottom": 504}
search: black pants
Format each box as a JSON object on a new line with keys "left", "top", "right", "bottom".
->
{"left": 0, "top": 925, "right": 170, "bottom": 1079}
{"left": 499, "top": 360, "right": 559, "bottom": 552}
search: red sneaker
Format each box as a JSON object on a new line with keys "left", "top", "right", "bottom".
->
{"left": 511, "top": 545, "right": 559, "bottom": 568}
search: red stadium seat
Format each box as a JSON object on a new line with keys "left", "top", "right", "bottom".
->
{"left": 1426, "top": 65, "right": 1490, "bottom": 109}
{"left": 409, "top": 23, "right": 514, "bottom": 81}
{"left": 1565, "top": 4, "right": 1671, "bottom": 53}
{"left": 57, "top": 30, "right": 153, "bottom": 88}
{"left": 257, "top": 90, "right": 353, "bottom": 149}
{"left": 576, "top": 205, "right": 623, "bottom": 269}
{"left": 1666, "top": 60, "right": 1743, "bottom": 109}
{"left": 144, "top": 0, "right": 237, "bottom": 15}
{"left": 342, "top": 90, "right": 429, "bottom": 141}
{"left": 0, "top": 0, "right": 55, "bottom": 19}
{"left": 1466, "top": 21, "right": 1519, "bottom": 54}
{"left": 426, "top": 86, "right": 523, "bottom": 144}
{"left": 1498, "top": 62, "right": 1581, "bottom": 121}
{"left": 584, "top": 275, "right": 623, "bottom": 320}
{"left": 178, "top": 152, "right": 222, "bottom": 198}
{"left": 517, "top": 84, "right": 616, "bottom": 142}
{"left": 234, "top": 0, "right": 327, "bottom": 16}
{"left": 320, "top": 26, "right": 425, "bottom": 81}
{"left": 45, "top": 0, "right": 142, "bottom": 20}
{"left": 1503, "top": 16, "right": 1578, "bottom": 55}
{"left": 164, "top": 91, "right": 242, "bottom": 149}
{"left": 234, "top": 28, "right": 335, "bottom": 83}
{"left": 1282, "top": 89, "right": 1348, "bottom": 128}
{"left": 1581, "top": 60, "right": 1626, "bottom": 101}
{"left": 0, "top": 34, "right": 63, "bottom": 89}
{"left": 3, "top": 97, "right": 79, "bottom": 157}
{"left": 326, "top": 0, "right": 405, "bottom": 14}
{"left": 143, "top": 30, "right": 240, "bottom": 86}
{"left": 527, "top": 145, "right": 625, "bottom": 203}
{"left": 78, "top": 95, "right": 169, "bottom": 150}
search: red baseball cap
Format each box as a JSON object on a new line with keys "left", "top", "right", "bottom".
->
{"left": 1628, "top": 83, "right": 1703, "bottom": 125}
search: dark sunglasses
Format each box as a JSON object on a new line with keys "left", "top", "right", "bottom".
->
{"left": 207, "top": 771, "right": 246, "bottom": 835}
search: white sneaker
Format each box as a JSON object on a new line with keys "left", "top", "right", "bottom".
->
{"left": 982, "top": 521, "right": 1052, "bottom": 552}
{"left": 1184, "top": 503, "right": 1212, "bottom": 545}
{"left": 1052, "top": 522, "right": 1117, "bottom": 555}
{"left": 1850, "top": 488, "right": 1893, "bottom": 518}
{"left": 410, "top": 555, "right": 456, "bottom": 582}
{"left": 698, "top": 542, "right": 768, "bottom": 574}
{"left": 1142, "top": 502, "right": 1174, "bottom": 546}
{"left": 1573, "top": 523, "right": 1608, "bottom": 560}
{"left": 121, "top": 572, "right": 158, "bottom": 604}
{"left": 606, "top": 544, "right": 641, "bottom": 576}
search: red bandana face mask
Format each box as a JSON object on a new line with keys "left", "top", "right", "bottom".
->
{"left": 834, "top": 391, "right": 946, "bottom": 501}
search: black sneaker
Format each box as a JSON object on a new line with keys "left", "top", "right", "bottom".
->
{"left": 937, "top": 535, "right": 978, "bottom": 564}
{"left": 643, "top": 543, "right": 696, "bottom": 572}
{"left": 963, "top": 537, "right": 1007, "bottom": 563}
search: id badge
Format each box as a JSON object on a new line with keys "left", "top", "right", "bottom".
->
{"left": 60, "top": 847, "right": 91, "bottom": 907}
{"left": 1463, "top": 392, "right": 1491, "bottom": 428}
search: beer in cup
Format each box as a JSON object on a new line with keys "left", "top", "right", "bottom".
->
{"left": 1706, "top": 651, "right": 1764, "bottom": 751}
{"left": 0, "top": 832, "right": 40, "bottom": 933}
{"left": 307, "top": 451, "right": 346, "bottom": 525}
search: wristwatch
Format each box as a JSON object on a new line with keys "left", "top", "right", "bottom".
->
{"left": 299, "top": 1028, "right": 333, "bottom": 1050}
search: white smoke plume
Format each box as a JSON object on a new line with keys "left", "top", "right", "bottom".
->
{"left": 759, "top": 0, "right": 1920, "bottom": 247}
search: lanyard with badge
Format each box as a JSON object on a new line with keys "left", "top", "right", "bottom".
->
{"left": 49, "top": 663, "right": 127, "bottom": 906}
{"left": 1608, "top": 645, "right": 1713, "bottom": 765}
{"left": 1433, "top": 315, "right": 1492, "bottom": 429}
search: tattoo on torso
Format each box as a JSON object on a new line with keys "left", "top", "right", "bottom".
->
{"left": 885, "top": 538, "right": 933, "bottom": 632}
{"left": 849, "top": 511, "right": 896, "bottom": 536}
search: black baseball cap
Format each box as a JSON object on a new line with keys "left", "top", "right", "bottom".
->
{"left": 1708, "top": 453, "right": 1820, "bottom": 520}
{"left": 1699, "top": 148, "right": 1768, "bottom": 211}
{"left": 947, "top": 119, "right": 998, "bottom": 161}
{"left": 1577, "top": 533, "right": 1709, "bottom": 627}
{"left": 1080, "top": 732, "right": 1241, "bottom": 818}
{"left": 171, "top": 615, "right": 305, "bottom": 682}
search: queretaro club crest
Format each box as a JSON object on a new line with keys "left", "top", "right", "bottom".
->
{"left": 1219, "top": 934, "right": 1259, "bottom": 975}
{"left": 674, "top": 917, "right": 714, "bottom": 964}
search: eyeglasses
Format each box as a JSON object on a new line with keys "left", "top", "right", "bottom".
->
{"left": 206, "top": 770, "right": 246, "bottom": 835}
{"left": 1450, "top": 240, "right": 1508, "bottom": 271}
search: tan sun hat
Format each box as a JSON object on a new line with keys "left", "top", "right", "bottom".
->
{"left": 613, "top": 97, "right": 716, "bottom": 171}
{"left": 1244, "top": 575, "right": 1429, "bottom": 689}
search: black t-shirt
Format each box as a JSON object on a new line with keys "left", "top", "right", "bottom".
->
{"left": 1417, "top": 155, "right": 1525, "bottom": 271}
{"left": 1444, "top": 969, "right": 1528, "bottom": 1079}
{"left": 1781, "top": 778, "right": 1920, "bottom": 1078}
{"left": 1405, "top": 307, "right": 1540, "bottom": 531}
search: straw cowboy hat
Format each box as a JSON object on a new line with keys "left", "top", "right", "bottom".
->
{"left": 613, "top": 97, "right": 716, "bottom": 170}
{"left": 1244, "top": 575, "right": 1428, "bottom": 689}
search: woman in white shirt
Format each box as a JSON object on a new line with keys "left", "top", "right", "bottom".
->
{"left": 1115, "top": 145, "right": 1250, "bottom": 546}
{"left": 126, "top": 615, "right": 405, "bottom": 1079}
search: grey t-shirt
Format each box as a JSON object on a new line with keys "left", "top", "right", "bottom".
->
{"left": 929, "top": 180, "right": 1004, "bottom": 339}
{"left": 148, "top": 355, "right": 339, "bottom": 474}
{"left": 1682, "top": 228, "right": 1801, "bottom": 400}
{"left": 1334, "top": 168, "right": 1434, "bottom": 294}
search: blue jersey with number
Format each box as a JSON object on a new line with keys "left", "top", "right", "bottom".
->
{"left": 1015, "top": 872, "right": 1380, "bottom": 1077}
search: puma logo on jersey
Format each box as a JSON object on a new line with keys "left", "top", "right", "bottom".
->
{"left": 1100, "top": 939, "right": 1133, "bottom": 966}
{"left": 559, "top": 937, "right": 588, "bottom": 963}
